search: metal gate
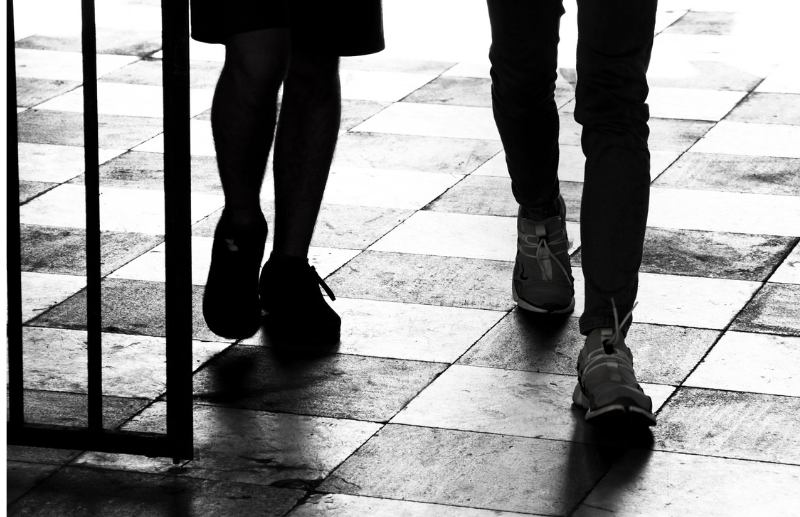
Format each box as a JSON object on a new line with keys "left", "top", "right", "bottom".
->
{"left": 7, "top": 0, "right": 194, "bottom": 462}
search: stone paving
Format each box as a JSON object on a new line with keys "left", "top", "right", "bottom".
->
{"left": 7, "top": 0, "right": 800, "bottom": 515}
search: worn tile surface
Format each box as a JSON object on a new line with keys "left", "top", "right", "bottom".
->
{"left": 731, "top": 282, "right": 800, "bottom": 336}
{"left": 17, "top": 109, "right": 164, "bottom": 149}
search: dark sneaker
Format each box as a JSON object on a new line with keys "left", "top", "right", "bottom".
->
{"left": 259, "top": 254, "right": 341, "bottom": 347}
{"left": 573, "top": 302, "right": 656, "bottom": 427}
{"left": 513, "top": 195, "right": 575, "bottom": 313}
{"left": 202, "top": 213, "right": 267, "bottom": 339}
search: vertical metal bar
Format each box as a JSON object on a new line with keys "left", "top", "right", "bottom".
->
{"left": 162, "top": 0, "right": 194, "bottom": 461}
{"left": 81, "top": 0, "right": 103, "bottom": 431}
{"left": 8, "top": 0, "right": 25, "bottom": 427}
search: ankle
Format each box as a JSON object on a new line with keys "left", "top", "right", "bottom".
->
{"left": 222, "top": 207, "right": 266, "bottom": 228}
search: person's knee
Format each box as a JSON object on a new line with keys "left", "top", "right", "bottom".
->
{"left": 285, "top": 51, "right": 340, "bottom": 90}
{"left": 222, "top": 28, "right": 291, "bottom": 102}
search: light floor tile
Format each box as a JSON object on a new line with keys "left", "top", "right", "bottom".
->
{"left": 636, "top": 272, "right": 760, "bottom": 329}
{"left": 19, "top": 184, "right": 224, "bottom": 234}
{"left": 325, "top": 167, "right": 462, "bottom": 209}
{"left": 757, "top": 58, "right": 800, "bottom": 94}
{"left": 334, "top": 298, "right": 504, "bottom": 363}
{"left": 340, "top": 69, "right": 438, "bottom": 102}
{"left": 647, "top": 87, "right": 746, "bottom": 121}
{"left": 441, "top": 59, "right": 490, "bottom": 79}
{"left": 18, "top": 143, "right": 125, "bottom": 183}
{"left": 392, "top": 365, "right": 673, "bottom": 441}
{"left": 471, "top": 151, "right": 507, "bottom": 177}
{"left": 291, "top": 494, "right": 532, "bottom": 517}
{"left": 132, "top": 119, "right": 215, "bottom": 155}
{"left": 353, "top": 102, "right": 500, "bottom": 140}
{"left": 648, "top": 187, "right": 800, "bottom": 237}
{"left": 770, "top": 243, "right": 800, "bottom": 284}
{"left": 21, "top": 271, "right": 85, "bottom": 322}
{"left": 75, "top": 403, "right": 381, "bottom": 486}
{"left": 22, "top": 327, "right": 228, "bottom": 398}
{"left": 685, "top": 331, "right": 800, "bottom": 397}
{"left": 14, "top": 48, "right": 138, "bottom": 81}
{"left": 689, "top": 121, "right": 800, "bottom": 159}
{"left": 35, "top": 83, "right": 214, "bottom": 118}
{"left": 576, "top": 450, "right": 800, "bottom": 517}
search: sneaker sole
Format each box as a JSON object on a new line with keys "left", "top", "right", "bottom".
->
{"left": 573, "top": 383, "right": 657, "bottom": 427}
{"left": 513, "top": 285, "right": 575, "bottom": 314}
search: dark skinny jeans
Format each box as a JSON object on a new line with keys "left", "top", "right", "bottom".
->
{"left": 487, "top": 0, "right": 657, "bottom": 336}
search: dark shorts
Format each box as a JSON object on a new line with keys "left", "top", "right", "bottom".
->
{"left": 190, "top": 0, "right": 385, "bottom": 57}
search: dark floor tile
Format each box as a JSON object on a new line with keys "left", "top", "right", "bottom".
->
{"left": 19, "top": 181, "right": 56, "bottom": 204}
{"left": 193, "top": 345, "right": 446, "bottom": 421}
{"left": 28, "top": 279, "right": 219, "bottom": 341}
{"left": 21, "top": 224, "right": 163, "bottom": 276}
{"left": 341, "top": 55, "right": 455, "bottom": 75}
{"left": 725, "top": 92, "right": 800, "bottom": 126}
{"left": 662, "top": 11, "right": 737, "bottom": 36}
{"left": 100, "top": 59, "right": 224, "bottom": 89}
{"left": 572, "top": 228, "right": 797, "bottom": 282}
{"left": 731, "top": 283, "right": 800, "bottom": 336}
{"left": 648, "top": 118, "right": 714, "bottom": 151}
{"left": 7, "top": 446, "right": 81, "bottom": 466}
{"left": 325, "top": 251, "right": 514, "bottom": 311}
{"left": 653, "top": 152, "right": 800, "bottom": 196}
{"left": 649, "top": 58, "right": 775, "bottom": 91}
{"left": 333, "top": 132, "right": 502, "bottom": 175}
{"left": 18, "top": 110, "right": 163, "bottom": 149}
{"left": 16, "top": 78, "right": 80, "bottom": 108}
{"left": 320, "top": 424, "right": 619, "bottom": 515}
{"left": 341, "top": 99, "right": 391, "bottom": 131}
{"left": 6, "top": 462, "right": 60, "bottom": 506}
{"left": 7, "top": 467, "right": 303, "bottom": 517}
{"left": 654, "top": 388, "right": 800, "bottom": 464}
{"left": 16, "top": 28, "right": 162, "bottom": 56}
{"left": 460, "top": 312, "right": 719, "bottom": 385}
{"left": 426, "top": 174, "right": 583, "bottom": 221}
{"left": 403, "top": 76, "right": 574, "bottom": 109}
{"left": 17, "top": 389, "right": 149, "bottom": 429}
{"left": 67, "top": 151, "right": 222, "bottom": 193}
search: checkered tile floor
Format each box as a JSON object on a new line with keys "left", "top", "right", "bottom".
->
{"left": 8, "top": 0, "right": 800, "bottom": 515}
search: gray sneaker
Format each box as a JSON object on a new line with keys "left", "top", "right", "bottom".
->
{"left": 512, "top": 195, "right": 575, "bottom": 313}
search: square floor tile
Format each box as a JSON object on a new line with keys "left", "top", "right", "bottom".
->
{"left": 731, "top": 283, "right": 800, "bottom": 336}
{"left": 353, "top": 103, "right": 500, "bottom": 140}
{"left": 770, "top": 242, "right": 800, "bottom": 284}
{"left": 725, "top": 92, "right": 800, "bottom": 125}
{"left": 460, "top": 312, "right": 720, "bottom": 385}
{"left": 16, "top": 28, "right": 162, "bottom": 56}
{"left": 648, "top": 187, "right": 800, "bottom": 237}
{"left": 18, "top": 143, "right": 125, "bottom": 183}
{"left": 340, "top": 69, "right": 439, "bottom": 102}
{"left": 23, "top": 326, "right": 228, "bottom": 398}
{"left": 290, "top": 494, "right": 533, "bottom": 517}
{"left": 653, "top": 152, "right": 800, "bottom": 196}
{"left": 320, "top": 424, "right": 619, "bottom": 516}
{"left": 15, "top": 48, "right": 138, "bottom": 81}
{"left": 16, "top": 77, "right": 80, "bottom": 108}
{"left": 17, "top": 110, "right": 164, "bottom": 149}
{"left": 575, "top": 450, "right": 800, "bottom": 517}
{"left": 573, "top": 227, "right": 797, "bottom": 282}
{"left": 326, "top": 251, "right": 514, "bottom": 311}
{"left": 35, "top": 83, "right": 214, "bottom": 119}
{"left": 647, "top": 87, "right": 746, "bottom": 121}
{"left": 690, "top": 121, "right": 800, "bottom": 158}
{"left": 325, "top": 167, "right": 461, "bottom": 210}
{"left": 340, "top": 99, "right": 391, "bottom": 131}
{"left": 7, "top": 467, "right": 303, "bottom": 517}
{"left": 328, "top": 298, "right": 504, "bottom": 363}
{"left": 392, "top": 365, "right": 673, "bottom": 442}
{"left": 685, "top": 331, "right": 800, "bottom": 396}
{"left": 333, "top": 132, "right": 502, "bottom": 174}
{"left": 192, "top": 346, "right": 446, "bottom": 421}
{"left": 19, "top": 184, "right": 223, "bottom": 234}
{"left": 757, "top": 58, "right": 800, "bottom": 94}
{"left": 20, "top": 271, "right": 85, "bottom": 322}
{"left": 20, "top": 224, "right": 163, "bottom": 276}
{"left": 6, "top": 462, "right": 61, "bottom": 506}
{"left": 75, "top": 403, "right": 380, "bottom": 487}
{"left": 654, "top": 387, "right": 800, "bottom": 464}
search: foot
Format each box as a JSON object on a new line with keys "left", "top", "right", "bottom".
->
{"left": 259, "top": 254, "right": 341, "bottom": 347}
{"left": 573, "top": 326, "right": 656, "bottom": 427}
{"left": 513, "top": 195, "right": 575, "bottom": 313}
{"left": 202, "top": 213, "right": 268, "bottom": 339}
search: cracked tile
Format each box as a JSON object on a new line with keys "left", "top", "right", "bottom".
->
{"left": 731, "top": 283, "right": 800, "bottom": 336}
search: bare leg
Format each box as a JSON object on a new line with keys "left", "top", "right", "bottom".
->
{"left": 271, "top": 51, "right": 341, "bottom": 258}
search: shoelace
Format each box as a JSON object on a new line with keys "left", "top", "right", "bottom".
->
{"left": 311, "top": 266, "right": 336, "bottom": 301}
{"left": 517, "top": 224, "right": 573, "bottom": 285}
{"left": 604, "top": 298, "right": 637, "bottom": 354}
{"left": 579, "top": 298, "right": 640, "bottom": 385}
